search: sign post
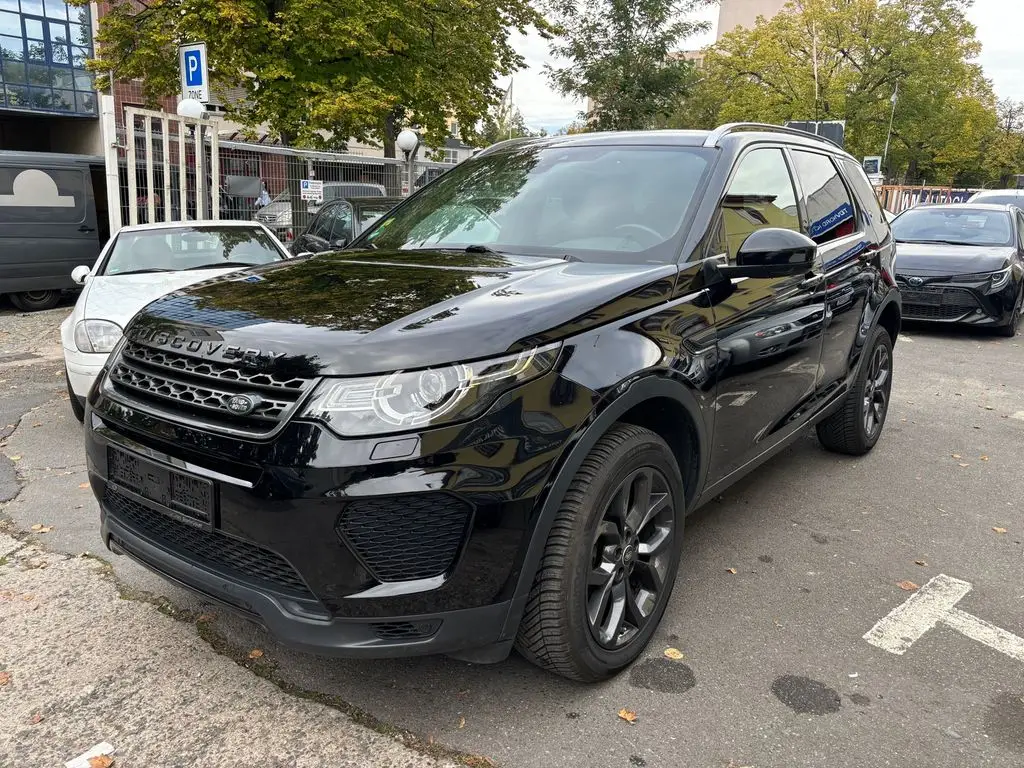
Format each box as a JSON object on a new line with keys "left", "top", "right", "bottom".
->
{"left": 178, "top": 42, "right": 209, "bottom": 103}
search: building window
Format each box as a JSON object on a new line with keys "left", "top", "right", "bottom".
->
{"left": 443, "top": 149, "right": 460, "bottom": 165}
{"left": 0, "top": 0, "right": 96, "bottom": 116}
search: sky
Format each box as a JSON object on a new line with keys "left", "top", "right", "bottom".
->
{"left": 507, "top": 0, "right": 1024, "bottom": 135}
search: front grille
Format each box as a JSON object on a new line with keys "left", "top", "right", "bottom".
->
{"left": 899, "top": 285, "right": 980, "bottom": 321}
{"left": 105, "top": 486, "right": 313, "bottom": 598}
{"left": 106, "top": 340, "right": 316, "bottom": 433}
{"left": 370, "top": 620, "right": 442, "bottom": 641}
{"left": 337, "top": 494, "right": 472, "bottom": 582}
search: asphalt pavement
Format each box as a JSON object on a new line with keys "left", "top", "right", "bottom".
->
{"left": 2, "top": 297, "right": 1022, "bottom": 768}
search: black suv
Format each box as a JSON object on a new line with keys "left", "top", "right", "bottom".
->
{"left": 83, "top": 124, "right": 900, "bottom": 681}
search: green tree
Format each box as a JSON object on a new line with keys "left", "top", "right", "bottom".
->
{"left": 72, "top": 0, "right": 546, "bottom": 155}
{"left": 545, "top": 0, "right": 712, "bottom": 131}
{"left": 673, "top": 0, "right": 1000, "bottom": 185}
{"left": 480, "top": 96, "right": 543, "bottom": 146}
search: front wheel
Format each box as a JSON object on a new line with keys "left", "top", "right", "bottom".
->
{"left": 515, "top": 424, "right": 685, "bottom": 681}
{"left": 996, "top": 286, "right": 1023, "bottom": 338}
{"left": 817, "top": 325, "right": 894, "bottom": 456}
{"left": 10, "top": 290, "right": 60, "bottom": 312}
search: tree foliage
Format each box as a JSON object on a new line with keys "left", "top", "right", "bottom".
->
{"left": 480, "top": 95, "right": 544, "bottom": 146}
{"left": 72, "top": 0, "right": 546, "bottom": 152}
{"left": 545, "top": 0, "right": 713, "bottom": 131}
{"left": 670, "top": 0, "right": 1015, "bottom": 186}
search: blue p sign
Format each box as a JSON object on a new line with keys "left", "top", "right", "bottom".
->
{"left": 184, "top": 50, "right": 203, "bottom": 87}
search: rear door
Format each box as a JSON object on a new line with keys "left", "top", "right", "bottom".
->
{"left": 0, "top": 163, "right": 100, "bottom": 292}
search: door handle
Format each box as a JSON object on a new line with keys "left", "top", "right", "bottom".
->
{"left": 78, "top": 225, "right": 96, "bottom": 233}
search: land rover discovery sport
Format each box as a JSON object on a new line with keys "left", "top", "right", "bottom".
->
{"left": 83, "top": 124, "right": 901, "bottom": 681}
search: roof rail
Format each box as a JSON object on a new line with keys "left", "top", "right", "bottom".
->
{"left": 703, "top": 122, "right": 842, "bottom": 149}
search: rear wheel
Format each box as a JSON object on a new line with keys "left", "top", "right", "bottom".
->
{"left": 10, "top": 290, "right": 60, "bottom": 312}
{"left": 66, "top": 370, "right": 85, "bottom": 423}
{"left": 817, "top": 325, "right": 893, "bottom": 456}
{"left": 515, "top": 424, "right": 685, "bottom": 681}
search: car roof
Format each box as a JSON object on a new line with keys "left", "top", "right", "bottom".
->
{"left": 479, "top": 126, "right": 853, "bottom": 161}
{"left": 906, "top": 203, "right": 1016, "bottom": 212}
{"left": 972, "top": 189, "right": 1024, "bottom": 195}
{"left": 118, "top": 220, "right": 269, "bottom": 233}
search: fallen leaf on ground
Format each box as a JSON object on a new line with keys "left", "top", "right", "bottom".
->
{"left": 952, "top": 454, "right": 962, "bottom": 459}
{"left": 726, "top": 567, "right": 737, "bottom": 575}
{"left": 993, "top": 527, "right": 1007, "bottom": 535}
{"left": 197, "top": 613, "right": 216, "bottom": 623}
{"left": 29, "top": 713, "right": 43, "bottom": 724}
{"left": 87, "top": 757, "right": 113, "bottom": 768}
{"left": 617, "top": 708, "right": 638, "bottom": 724}
{"left": 981, "top": 455, "right": 989, "bottom": 461}
{"left": 458, "top": 716, "right": 466, "bottom": 729}
{"left": 31, "top": 423, "right": 41, "bottom": 428}
{"left": 247, "top": 649, "right": 264, "bottom": 659}
{"left": 30, "top": 524, "right": 53, "bottom": 533}
{"left": 914, "top": 560, "right": 928, "bottom": 567}
{"left": 78, "top": 482, "right": 90, "bottom": 489}
{"left": 897, "top": 581, "right": 919, "bottom": 591}
{"left": 958, "top": 463, "right": 970, "bottom": 468}
{"left": 9, "top": 455, "right": 20, "bottom": 461}
{"left": 663, "top": 647, "right": 685, "bottom": 660}
{"left": 985, "top": 406, "right": 995, "bottom": 411}
{"left": 0, "top": 671, "right": 11, "bottom": 685}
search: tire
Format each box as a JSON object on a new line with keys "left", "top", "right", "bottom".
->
{"left": 996, "top": 286, "right": 1022, "bottom": 338}
{"left": 10, "top": 290, "right": 60, "bottom": 312}
{"left": 817, "top": 325, "right": 894, "bottom": 456}
{"left": 66, "top": 370, "right": 85, "bottom": 423}
{"left": 515, "top": 424, "right": 685, "bottom": 681}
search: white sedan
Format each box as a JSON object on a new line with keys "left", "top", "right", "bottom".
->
{"left": 60, "top": 220, "right": 292, "bottom": 421}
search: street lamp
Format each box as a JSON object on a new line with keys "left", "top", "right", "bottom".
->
{"left": 176, "top": 98, "right": 207, "bottom": 121}
{"left": 396, "top": 128, "right": 419, "bottom": 195}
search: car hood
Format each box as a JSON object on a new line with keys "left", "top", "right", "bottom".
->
{"left": 126, "top": 250, "right": 678, "bottom": 377}
{"left": 894, "top": 243, "right": 1015, "bottom": 275}
{"left": 84, "top": 269, "right": 253, "bottom": 329}
{"left": 255, "top": 201, "right": 291, "bottom": 219}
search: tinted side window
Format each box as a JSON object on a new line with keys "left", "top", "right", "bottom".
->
{"left": 1017, "top": 211, "right": 1024, "bottom": 249}
{"left": 329, "top": 204, "right": 353, "bottom": 242}
{"left": 791, "top": 151, "right": 856, "bottom": 244}
{"left": 0, "top": 166, "right": 86, "bottom": 224}
{"left": 717, "top": 148, "right": 800, "bottom": 261}
{"left": 839, "top": 158, "right": 888, "bottom": 236}
{"left": 309, "top": 206, "right": 337, "bottom": 240}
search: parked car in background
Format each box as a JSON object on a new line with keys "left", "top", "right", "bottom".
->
{"left": 253, "top": 182, "right": 387, "bottom": 239}
{"left": 60, "top": 221, "right": 292, "bottom": 421}
{"left": 969, "top": 189, "right": 1024, "bottom": 206}
{"left": 290, "top": 196, "right": 403, "bottom": 255}
{"left": 83, "top": 123, "right": 900, "bottom": 682}
{"left": 891, "top": 203, "right": 1024, "bottom": 336}
{"left": 0, "top": 151, "right": 108, "bottom": 311}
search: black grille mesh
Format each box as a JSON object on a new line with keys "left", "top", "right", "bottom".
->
{"left": 104, "top": 487, "right": 313, "bottom": 597}
{"left": 370, "top": 621, "right": 441, "bottom": 640}
{"left": 899, "top": 284, "right": 980, "bottom": 321}
{"left": 123, "top": 342, "right": 310, "bottom": 390}
{"left": 337, "top": 495, "right": 472, "bottom": 582}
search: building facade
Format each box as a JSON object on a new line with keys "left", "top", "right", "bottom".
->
{"left": 0, "top": 0, "right": 100, "bottom": 153}
{"left": 717, "top": 0, "right": 789, "bottom": 40}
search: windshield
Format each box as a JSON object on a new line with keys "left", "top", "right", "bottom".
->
{"left": 891, "top": 208, "right": 1013, "bottom": 247}
{"left": 355, "top": 202, "right": 397, "bottom": 230}
{"left": 970, "top": 193, "right": 1024, "bottom": 206}
{"left": 358, "top": 145, "right": 713, "bottom": 263}
{"left": 102, "top": 226, "right": 286, "bottom": 276}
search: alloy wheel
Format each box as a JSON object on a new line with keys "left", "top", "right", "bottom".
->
{"left": 863, "top": 344, "right": 891, "bottom": 438}
{"left": 586, "top": 467, "right": 674, "bottom": 650}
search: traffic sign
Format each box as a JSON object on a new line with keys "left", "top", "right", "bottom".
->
{"left": 300, "top": 179, "right": 324, "bottom": 203}
{"left": 179, "top": 42, "right": 209, "bottom": 103}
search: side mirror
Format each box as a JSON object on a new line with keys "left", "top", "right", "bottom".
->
{"left": 330, "top": 237, "right": 350, "bottom": 250}
{"left": 71, "top": 265, "right": 91, "bottom": 285}
{"left": 733, "top": 228, "right": 817, "bottom": 277}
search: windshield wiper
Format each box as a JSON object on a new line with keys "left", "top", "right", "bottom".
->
{"left": 184, "top": 262, "right": 262, "bottom": 270}
{"left": 113, "top": 268, "right": 175, "bottom": 275}
{"left": 896, "top": 239, "right": 978, "bottom": 247}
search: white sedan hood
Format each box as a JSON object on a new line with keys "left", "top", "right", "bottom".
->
{"left": 83, "top": 268, "right": 244, "bottom": 328}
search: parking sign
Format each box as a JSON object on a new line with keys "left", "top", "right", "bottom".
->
{"left": 179, "top": 42, "right": 209, "bottom": 102}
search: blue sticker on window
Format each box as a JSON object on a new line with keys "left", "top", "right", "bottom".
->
{"left": 810, "top": 202, "right": 854, "bottom": 238}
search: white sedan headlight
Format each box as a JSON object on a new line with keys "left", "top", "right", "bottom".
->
{"left": 74, "top": 320, "right": 124, "bottom": 354}
{"left": 301, "top": 343, "right": 561, "bottom": 437}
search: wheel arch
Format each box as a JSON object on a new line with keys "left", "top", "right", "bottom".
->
{"left": 501, "top": 376, "right": 709, "bottom": 638}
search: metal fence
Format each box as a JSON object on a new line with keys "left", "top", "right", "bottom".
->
{"left": 115, "top": 108, "right": 453, "bottom": 241}
{"left": 877, "top": 185, "right": 978, "bottom": 215}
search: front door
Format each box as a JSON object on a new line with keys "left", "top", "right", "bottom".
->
{"left": 705, "top": 146, "right": 827, "bottom": 484}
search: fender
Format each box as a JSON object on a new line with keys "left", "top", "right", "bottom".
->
{"left": 499, "top": 374, "right": 710, "bottom": 640}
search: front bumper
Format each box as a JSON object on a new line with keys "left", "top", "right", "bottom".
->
{"left": 897, "top": 278, "right": 1019, "bottom": 326}
{"left": 64, "top": 348, "right": 108, "bottom": 398}
{"left": 84, "top": 366, "right": 591, "bottom": 657}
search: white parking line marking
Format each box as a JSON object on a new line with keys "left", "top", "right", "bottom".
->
{"left": 864, "top": 574, "right": 1024, "bottom": 663}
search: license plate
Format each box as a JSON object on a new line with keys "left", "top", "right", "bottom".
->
{"left": 107, "top": 447, "right": 214, "bottom": 529}
{"left": 902, "top": 289, "right": 943, "bottom": 306}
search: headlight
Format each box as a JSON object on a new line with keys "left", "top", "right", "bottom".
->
{"left": 301, "top": 343, "right": 561, "bottom": 436}
{"left": 955, "top": 267, "right": 1012, "bottom": 290}
{"left": 74, "top": 319, "right": 123, "bottom": 353}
